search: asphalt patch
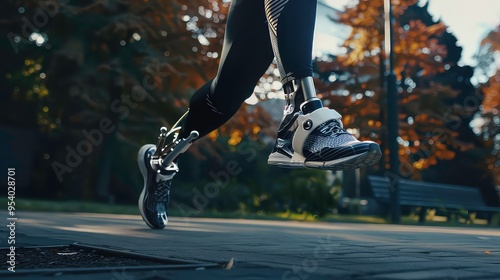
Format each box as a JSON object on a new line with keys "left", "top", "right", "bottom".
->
{"left": 0, "top": 243, "right": 220, "bottom": 275}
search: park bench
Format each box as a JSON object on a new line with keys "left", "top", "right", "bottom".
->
{"left": 367, "top": 175, "right": 500, "bottom": 224}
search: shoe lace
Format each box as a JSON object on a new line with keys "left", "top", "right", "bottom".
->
{"left": 319, "top": 119, "right": 350, "bottom": 136}
{"left": 154, "top": 180, "right": 171, "bottom": 202}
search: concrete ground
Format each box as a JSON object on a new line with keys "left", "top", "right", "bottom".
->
{"left": 1, "top": 211, "right": 500, "bottom": 279}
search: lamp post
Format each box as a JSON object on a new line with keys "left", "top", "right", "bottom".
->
{"left": 384, "top": 0, "right": 401, "bottom": 223}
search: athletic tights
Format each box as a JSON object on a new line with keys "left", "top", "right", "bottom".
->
{"left": 180, "top": 0, "right": 317, "bottom": 139}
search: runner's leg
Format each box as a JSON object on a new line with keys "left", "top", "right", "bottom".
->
{"left": 180, "top": 0, "right": 275, "bottom": 139}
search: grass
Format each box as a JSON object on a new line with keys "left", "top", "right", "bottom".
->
{"left": 1, "top": 197, "right": 497, "bottom": 227}
{"left": 1, "top": 197, "right": 141, "bottom": 215}
{"left": 1, "top": 197, "right": 382, "bottom": 223}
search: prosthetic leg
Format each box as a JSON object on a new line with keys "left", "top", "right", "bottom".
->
{"left": 268, "top": 77, "right": 382, "bottom": 170}
{"left": 137, "top": 111, "right": 199, "bottom": 229}
{"left": 263, "top": 0, "right": 379, "bottom": 169}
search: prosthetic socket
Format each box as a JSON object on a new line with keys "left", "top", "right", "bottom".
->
{"left": 279, "top": 77, "right": 346, "bottom": 166}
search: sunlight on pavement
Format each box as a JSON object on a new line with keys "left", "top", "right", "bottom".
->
{"left": 67, "top": 213, "right": 142, "bottom": 220}
{"left": 167, "top": 221, "right": 225, "bottom": 233}
{"left": 53, "top": 225, "right": 159, "bottom": 238}
{"left": 171, "top": 217, "right": 500, "bottom": 237}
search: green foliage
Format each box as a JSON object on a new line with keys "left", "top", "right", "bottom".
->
{"left": 171, "top": 138, "right": 337, "bottom": 217}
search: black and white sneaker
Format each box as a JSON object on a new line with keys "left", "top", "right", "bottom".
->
{"left": 137, "top": 144, "right": 176, "bottom": 229}
{"left": 268, "top": 107, "right": 382, "bottom": 170}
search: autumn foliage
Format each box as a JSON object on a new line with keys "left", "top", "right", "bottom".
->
{"left": 478, "top": 24, "right": 500, "bottom": 181}
{"left": 1, "top": 0, "right": 498, "bottom": 209}
{"left": 1, "top": 0, "right": 276, "bottom": 201}
{"left": 314, "top": 0, "right": 470, "bottom": 178}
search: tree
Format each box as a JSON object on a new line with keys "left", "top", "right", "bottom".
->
{"left": 314, "top": 0, "right": 473, "bottom": 180}
{"left": 401, "top": 5, "right": 495, "bottom": 203}
{"left": 476, "top": 24, "right": 500, "bottom": 192}
{"left": 1, "top": 0, "right": 275, "bottom": 202}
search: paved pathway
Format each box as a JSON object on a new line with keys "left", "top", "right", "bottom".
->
{"left": 1, "top": 211, "right": 500, "bottom": 279}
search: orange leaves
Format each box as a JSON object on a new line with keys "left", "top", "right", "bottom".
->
{"left": 395, "top": 21, "right": 448, "bottom": 79}
{"left": 340, "top": 0, "right": 383, "bottom": 28}
{"left": 212, "top": 103, "right": 277, "bottom": 146}
{"left": 476, "top": 25, "right": 500, "bottom": 184}
{"left": 434, "top": 142, "right": 455, "bottom": 160}
{"left": 481, "top": 24, "right": 500, "bottom": 50}
{"left": 228, "top": 130, "right": 243, "bottom": 146}
{"left": 395, "top": 21, "right": 446, "bottom": 57}
{"left": 482, "top": 70, "right": 500, "bottom": 113}
{"left": 207, "top": 130, "right": 219, "bottom": 142}
{"left": 316, "top": 1, "right": 470, "bottom": 177}
{"left": 338, "top": 0, "right": 449, "bottom": 77}
{"left": 399, "top": 112, "right": 462, "bottom": 173}
{"left": 252, "top": 125, "right": 262, "bottom": 135}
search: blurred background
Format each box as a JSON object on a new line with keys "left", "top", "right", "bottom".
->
{"left": 1, "top": 0, "right": 499, "bottom": 223}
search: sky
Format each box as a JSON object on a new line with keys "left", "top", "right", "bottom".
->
{"left": 322, "top": 0, "right": 500, "bottom": 67}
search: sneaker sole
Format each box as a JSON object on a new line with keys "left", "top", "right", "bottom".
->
{"left": 307, "top": 142, "right": 382, "bottom": 170}
{"left": 137, "top": 144, "right": 164, "bottom": 229}
{"left": 268, "top": 142, "right": 382, "bottom": 171}
{"left": 267, "top": 152, "right": 304, "bottom": 168}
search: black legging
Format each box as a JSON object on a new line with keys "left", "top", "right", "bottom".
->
{"left": 180, "top": 0, "right": 317, "bottom": 139}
